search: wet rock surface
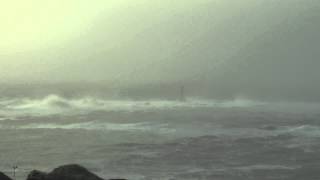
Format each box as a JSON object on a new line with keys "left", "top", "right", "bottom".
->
{"left": 27, "top": 170, "right": 47, "bottom": 180}
{"left": 26, "top": 164, "right": 126, "bottom": 180}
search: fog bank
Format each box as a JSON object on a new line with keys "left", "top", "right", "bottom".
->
{"left": 1, "top": 0, "right": 319, "bottom": 101}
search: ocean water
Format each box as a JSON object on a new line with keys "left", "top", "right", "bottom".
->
{"left": 1, "top": 95, "right": 320, "bottom": 180}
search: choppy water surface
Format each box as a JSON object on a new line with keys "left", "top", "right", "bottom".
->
{"left": 1, "top": 95, "right": 320, "bottom": 180}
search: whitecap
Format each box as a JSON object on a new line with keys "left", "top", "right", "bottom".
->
{"left": 15, "top": 121, "right": 175, "bottom": 134}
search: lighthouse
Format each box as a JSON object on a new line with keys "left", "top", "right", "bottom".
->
{"left": 180, "top": 86, "right": 186, "bottom": 102}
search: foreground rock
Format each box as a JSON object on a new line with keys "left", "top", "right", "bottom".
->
{"left": 27, "top": 170, "right": 47, "bottom": 180}
{"left": 27, "top": 164, "right": 126, "bottom": 180}
{"left": 0, "top": 172, "right": 12, "bottom": 180}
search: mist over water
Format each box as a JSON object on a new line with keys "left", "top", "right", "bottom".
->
{"left": 0, "top": 0, "right": 320, "bottom": 102}
{"left": 1, "top": 1, "right": 320, "bottom": 180}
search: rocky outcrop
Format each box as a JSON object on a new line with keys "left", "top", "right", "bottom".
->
{"left": 0, "top": 172, "right": 12, "bottom": 180}
{"left": 27, "top": 170, "right": 47, "bottom": 180}
{"left": 46, "top": 164, "right": 104, "bottom": 180}
{"left": 26, "top": 164, "right": 127, "bottom": 180}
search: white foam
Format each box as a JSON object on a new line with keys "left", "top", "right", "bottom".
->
{"left": 0, "top": 95, "right": 266, "bottom": 116}
{"left": 1, "top": 94, "right": 319, "bottom": 118}
{"left": 283, "top": 125, "right": 320, "bottom": 137}
{"left": 235, "top": 164, "right": 299, "bottom": 171}
{"left": 15, "top": 121, "right": 176, "bottom": 134}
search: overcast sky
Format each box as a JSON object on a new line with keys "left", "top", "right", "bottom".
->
{"left": 0, "top": 0, "right": 319, "bottom": 101}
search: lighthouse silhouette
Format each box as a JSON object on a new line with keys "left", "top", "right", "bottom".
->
{"left": 180, "top": 86, "right": 186, "bottom": 102}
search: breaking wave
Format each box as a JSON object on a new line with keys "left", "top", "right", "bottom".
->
{"left": 0, "top": 94, "right": 266, "bottom": 117}
{"left": 1, "top": 94, "right": 320, "bottom": 118}
{"left": 19, "top": 121, "right": 175, "bottom": 133}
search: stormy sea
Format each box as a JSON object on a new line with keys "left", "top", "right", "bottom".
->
{"left": 1, "top": 93, "right": 320, "bottom": 180}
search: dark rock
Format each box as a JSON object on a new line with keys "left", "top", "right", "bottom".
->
{"left": 27, "top": 170, "right": 47, "bottom": 180}
{"left": 26, "top": 164, "right": 127, "bottom": 180}
{"left": 0, "top": 172, "right": 12, "bottom": 180}
{"left": 46, "top": 164, "right": 104, "bottom": 180}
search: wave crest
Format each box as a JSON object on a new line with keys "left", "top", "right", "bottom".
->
{"left": 0, "top": 94, "right": 267, "bottom": 117}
